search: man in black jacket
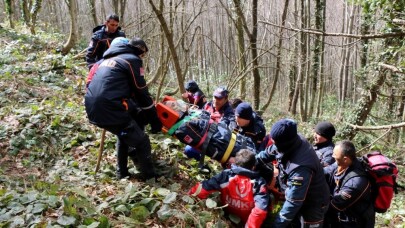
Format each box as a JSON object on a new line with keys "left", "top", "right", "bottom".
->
{"left": 324, "top": 140, "right": 375, "bottom": 227}
{"left": 234, "top": 102, "right": 266, "bottom": 149}
{"left": 85, "top": 37, "right": 162, "bottom": 180}
{"left": 85, "top": 14, "right": 126, "bottom": 70}
{"left": 313, "top": 121, "right": 336, "bottom": 167}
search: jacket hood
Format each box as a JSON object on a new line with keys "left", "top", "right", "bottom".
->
{"left": 103, "top": 43, "right": 136, "bottom": 59}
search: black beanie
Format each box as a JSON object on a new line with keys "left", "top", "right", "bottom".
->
{"left": 314, "top": 121, "right": 336, "bottom": 140}
{"left": 270, "top": 119, "right": 298, "bottom": 144}
{"left": 235, "top": 102, "right": 253, "bottom": 120}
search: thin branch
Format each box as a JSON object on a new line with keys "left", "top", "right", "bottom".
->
{"left": 356, "top": 128, "right": 391, "bottom": 153}
{"left": 393, "top": 19, "right": 405, "bottom": 25}
{"left": 259, "top": 20, "right": 405, "bottom": 40}
{"left": 349, "top": 122, "right": 405, "bottom": 130}
{"left": 379, "top": 63, "right": 404, "bottom": 74}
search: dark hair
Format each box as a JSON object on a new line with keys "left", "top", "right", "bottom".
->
{"left": 235, "top": 149, "right": 256, "bottom": 169}
{"left": 106, "top": 14, "right": 120, "bottom": 22}
{"left": 230, "top": 98, "right": 243, "bottom": 110}
{"left": 336, "top": 140, "right": 356, "bottom": 160}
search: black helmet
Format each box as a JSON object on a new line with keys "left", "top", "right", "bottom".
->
{"left": 185, "top": 80, "right": 199, "bottom": 93}
{"left": 129, "top": 37, "right": 148, "bottom": 56}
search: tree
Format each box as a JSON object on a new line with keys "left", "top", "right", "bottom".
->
{"left": 20, "top": 0, "right": 43, "bottom": 34}
{"left": 86, "top": 0, "right": 98, "bottom": 26}
{"left": 61, "top": 0, "right": 79, "bottom": 55}
{"left": 4, "top": 0, "right": 15, "bottom": 29}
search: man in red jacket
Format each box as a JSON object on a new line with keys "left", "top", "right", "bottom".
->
{"left": 189, "top": 149, "right": 270, "bottom": 227}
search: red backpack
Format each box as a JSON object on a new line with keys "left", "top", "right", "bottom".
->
{"left": 361, "top": 151, "right": 399, "bottom": 213}
{"left": 220, "top": 175, "right": 255, "bottom": 222}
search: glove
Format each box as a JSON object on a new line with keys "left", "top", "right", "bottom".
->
{"left": 150, "top": 116, "right": 162, "bottom": 134}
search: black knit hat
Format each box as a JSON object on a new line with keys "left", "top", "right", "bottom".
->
{"left": 270, "top": 119, "right": 298, "bottom": 143}
{"left": 235, "top": 102, "right": 253, "bottom": 120}
{"left": 314, "top": 121, "right": 336, "bottom": 140}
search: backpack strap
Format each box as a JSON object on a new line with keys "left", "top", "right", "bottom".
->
{"left": 198, "top": 123, "right": 217, "bottom": 174}
{"left": 339, "top": 169, "right": 367, "bottom": 189}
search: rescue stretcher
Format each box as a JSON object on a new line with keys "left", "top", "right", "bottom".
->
{"left": 155, "top": 96, "right": 256, "bottom": 165}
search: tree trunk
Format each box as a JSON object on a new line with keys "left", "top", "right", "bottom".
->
{"left": 290, "top": 0, "right": 300, "bottom": 115}
{"left": 339, "top": 70, "right": 386, "bottom": 140}
{"left": 308, "top": 0, "right": 323, "bottom": 119}
{"left": 234, "top": 0, "right": 247, "bottom": 100}
{"left": 299, "top": 0, "right": 308, "bottom": 121}
{"left": 5, "top": 0, "right": 15, "bottom": 29}
{"left": 61, "top": 0, "right": 78, "bottom": 55}
{"left": 86, "top": 0, "right": 98, "bottom": 26}
{"left": 148, "top": 0, "right": 186, "bottom": 95}
{"left": 29, "top": 0, "right": 43, "bottom": 35}
{"left": 20, "top": 0, "right": 30, "bottom": 26}
{"left": 261, "top": 0, "right": 289, "bottom": 113}
{"left": 315, "top": 0, "right": 326, "bottom": 118}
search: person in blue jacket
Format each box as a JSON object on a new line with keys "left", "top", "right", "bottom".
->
{"left": 85, "top": 14, "right": 126, "bottom": 70}
{"left": 313, "top": 121, "right": 336, "bottom": 167}
{"left": 188, "top": 149, "right": 270, "bottom": 227}
{"left": 323, "top": 140, "right": 375, "bottom": 228}
{"left": 269, "top": 119, "right": 330, "bottom": 227}
{"left": 234, "top": 102, "right": 266, "bottom": 150}
{"left": 85, "top": 37, "right": 162, "bottom": 180}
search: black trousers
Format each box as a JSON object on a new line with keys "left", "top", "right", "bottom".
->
{"left": 104, "top": 120, "right": 155, "bottom": 179}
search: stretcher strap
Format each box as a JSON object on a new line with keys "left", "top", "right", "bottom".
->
{"left": 220, "top": 133, "right": 237, "bottom": 163}
{"left": 167, "top": 111, "right": 200, "bottom": 135}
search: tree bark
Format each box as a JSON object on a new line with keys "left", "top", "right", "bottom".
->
{"left": 86, "top": 0, "right": 98, "bottom": 26}
{"left": 261, "top": 0, "right": 289, "bottom": 113}
{"left": 29, "top": 0, "right": 43, "bottom": 35}
{"left": 61, "top": 0, "right": 78, "bottom": 55}
{"left": 5, "top": 0, "right": 15, "bottom": 28}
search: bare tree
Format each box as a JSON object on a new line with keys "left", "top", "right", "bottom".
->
{"left": 4, "top": 0, "right": 15, "bottom": 28}
{"left": 20, "top": 0, "right": 43, "bottom": 34}
{"left": 86, "top": 0, "right": 98, "bottom": 26}
{"left": 61, "top": 0, "right": 79, "bottom": 55}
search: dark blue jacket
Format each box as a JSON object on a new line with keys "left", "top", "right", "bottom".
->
{"left": 314, "top": 140, "right": 335, "bottom": 167}
{"left": 85, "top": 25, "right": 126, "bottom": 69}
{"left": 324, "top": 160, "right": 375, "bottom": 227}
{"left": 274, "top": 135, "right": 330, "bottom": 227}
{"left": 236, "top": 112, "right": 266, "bottom": 150}
{"left": 85, "top": 42, "right": 158, "bottom": 128}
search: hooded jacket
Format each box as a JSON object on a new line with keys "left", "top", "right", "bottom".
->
{"left": 85, "top": 25, "right": 126, "bottom": 69}
{"left": 84, "top": 42, "right": 158, "bottom": 128}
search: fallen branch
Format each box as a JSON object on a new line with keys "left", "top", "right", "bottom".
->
{"left": 349, "top": 122, "right": 405, "bottom": 130}
{"left": 379, "top": 63, "right": 404, "bottom": 74}
{"left": 356, "top": 128, "right": 391, "bottom": 153}
{"left": 259, "top": 20, "right": 405, "bottom": 40}
{"left": 393, "top": 19, "right": 405, "bottom": 25}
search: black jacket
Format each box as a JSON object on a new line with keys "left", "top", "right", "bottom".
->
{"left": 236, "top": 112, "right": 266, "bottom": 149}
{"left": 314, "top": 140, "right": 335, "bottom": 167}
{"left": 85, "top": 25, "right": 126, "bottom": 69}
{"left": 85, "top": 42, "right": 158, "bottom": 128}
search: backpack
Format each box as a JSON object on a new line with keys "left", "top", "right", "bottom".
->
{"left": 360, "top": 151, "right": 399, "bottom": 213}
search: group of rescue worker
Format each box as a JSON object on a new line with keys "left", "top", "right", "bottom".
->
{"left": 84, "top": 14, "right": 375, "bottom": 228}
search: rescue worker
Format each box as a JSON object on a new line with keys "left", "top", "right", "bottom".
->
{"left": 234, "top": 102, "right": 266, "bottom": 149}
{"left": 323, "top": 140, "right": 375, "bottom": 228}
{"left": 181, "top": 80, "right": 207, "bottom": 109}
{"left": 184, "top": 86, "right": 236, "bottom": 159}
{"left": 203, "top": 86, "right": 236, "bottom": 129}
{"left": 85, "top": 14, "right": 126, "bottom": 70}
{"left": 270, "top": 119, "right": 330, "bottom": 227}
{"left": 85, "top": 37, "right": 162, "bottom": 180}
{"left": 189, "top": 149, "right": 270, "bottom": 227}
{"left": 313, "top": 121, "right": 336, "bottom": 167}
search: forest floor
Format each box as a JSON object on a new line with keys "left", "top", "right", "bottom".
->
{"left": 0, "top": 25, "right": 404, "bottom": 228}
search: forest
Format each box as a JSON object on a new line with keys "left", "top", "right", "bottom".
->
{"left": 0, "top": 0, "right": 404, "bottom": 227}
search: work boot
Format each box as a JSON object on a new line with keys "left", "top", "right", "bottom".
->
{"left": 133, "top": 137, "right": 157, "bottom": 180}
{"left": 116, "top": 138, "right": 130, "bottom": 179}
